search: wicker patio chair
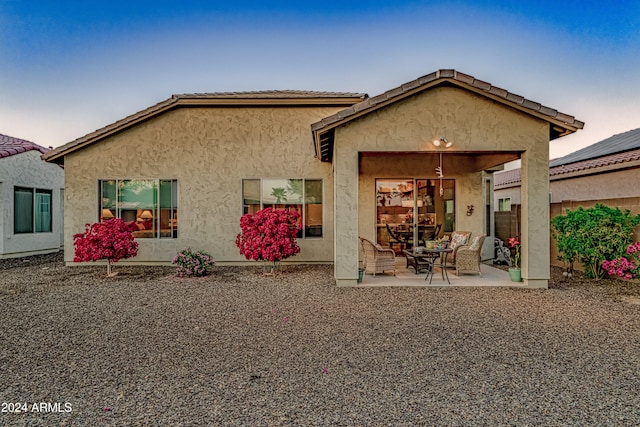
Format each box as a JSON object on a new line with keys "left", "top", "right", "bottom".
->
{"left": 455, "top": 234, "right": 487, "bottom": 276}
{"left": 444, "top": 230, "right": 472, "bottom": 268}
{"left": 359, "top": 237, "right": 396, "bottom": 277}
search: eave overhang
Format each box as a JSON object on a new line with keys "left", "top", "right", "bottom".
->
{"left": 311, "top": 69, "right": 585, "bottom": 163}
{"left": 42, "top": 91, "right": 367, "bottom": 165}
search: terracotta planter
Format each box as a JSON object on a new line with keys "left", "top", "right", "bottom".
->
{"left": 508, "top": 267, "right": 522, "bottom": 282}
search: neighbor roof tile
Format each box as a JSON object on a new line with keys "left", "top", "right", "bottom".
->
{"left": 0, "top": 134, "right": 49, "bottom": 159}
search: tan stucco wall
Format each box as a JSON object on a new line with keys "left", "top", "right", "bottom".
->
{"left": 333, "top": 86, "right": 551, "bottom": 287}
{"left": 63, "top": 106, "right": 344, "bottom": 265}
{"left": 551, "top": 167, "right": 640, "bottom": 203}
{"left": 495, "top": 167, "right": 640, "bottom": 207}
{"left": 0, "top": 150, "right": 64, "bottom": 257}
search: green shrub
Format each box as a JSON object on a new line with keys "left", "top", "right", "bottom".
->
{"left": 551, "top": 204, "right": 640, "bottom": 278}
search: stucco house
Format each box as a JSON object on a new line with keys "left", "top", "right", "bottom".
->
{"left": 43, "top": 69, "right": 583, "bottom": 288}
{"left": 1, "top": 134, "right": 64, "bottom": 258}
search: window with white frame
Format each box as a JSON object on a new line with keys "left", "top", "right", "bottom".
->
{"left": 99, "top": 179, "right": 178, "bottom": 238}
{"left": 242, "top": 178, "right": 323, "bottom": 238}
{"left": 14, "top": 187, "right": 52, "bottom": 233}
{"left": 498, "top": 197, "right": 511, "bottom": 212}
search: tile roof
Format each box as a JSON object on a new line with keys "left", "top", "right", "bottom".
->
{"left": 0, "top": 133, "right": 49, "bottom": 159}
{"left": 550, "top": 127, "right": 640, "bottom": 167}
{"left": 550, "top": 147, "right": 640, "bottom": 177}
{"left": 174, "top": 90, "right": 366, "bottom": 99}
{"left": 42, "top": 91, "right": 366, "bottom": 164}
{"left": 494, "top": 168, "right": 522, "bottom": 189}
{"left": 494, "top": 140, "right": 640, "bottom": 188}
{"left": 311, "top": 69, "right": 584, "bottom": 137}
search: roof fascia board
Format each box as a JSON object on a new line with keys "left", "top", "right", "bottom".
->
{"left": 311, "top": 79, "right": 445, "bottom": 135}
{"left": 42, "top": 96, "right": 179, "bottom": 163}
{"left": 449, "top": 79, "right": 581, "bottom": 134}
{"left": 312, "top": 76, "right": 582, "bottom": 141}
{"left": 44, "top": 94, "right": 364, "bottom": 164}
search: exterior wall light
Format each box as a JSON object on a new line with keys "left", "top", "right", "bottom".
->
{"left": 433, "top": 136, "right": 453, "bottom": 148}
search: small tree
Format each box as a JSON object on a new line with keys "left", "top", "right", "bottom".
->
{"left": 235, "top": 207, "right": 301, "bottom": 273}
{"left": 74, "top": 218, "right": 139, "bottom": 276}
{"left": 551, "top": 204, "right": 640, "bottom": 279}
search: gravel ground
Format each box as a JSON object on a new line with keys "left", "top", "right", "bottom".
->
{"left": 1, "top": 252, "right": 639, "bottom": 426}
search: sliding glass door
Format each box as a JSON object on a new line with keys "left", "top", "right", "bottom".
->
{"left": 376, "top": 178, "right": 454, "bottom": 252}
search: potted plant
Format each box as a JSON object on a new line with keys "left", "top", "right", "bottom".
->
{"left": 506, "top": 236, "right": 521, "bottom": 282}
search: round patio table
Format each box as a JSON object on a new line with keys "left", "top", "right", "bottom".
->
{"left": 424, "top": 247, "right": 453, "bottom": 284}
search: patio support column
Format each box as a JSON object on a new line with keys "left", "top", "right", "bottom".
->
{"left": 520, "top": 148, "right": 550, "bottom": 289}
{"left": 334, "top": 145, "right": 359, "bottom": 287}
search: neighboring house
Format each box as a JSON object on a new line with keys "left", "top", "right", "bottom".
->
{"left": 495, "top": 127, "right": 640, "bottom": 207}
{"left": 43, "top": 69, "right": 583, "bottom": 288}
{"left": 0, "top": 134, "right": 64, "bottom": 258}
{"left": 494, "top": 127, "right": 640, "bottom": 266}
{"left": 493, "top": 168, "right": 522, "bottom": 210}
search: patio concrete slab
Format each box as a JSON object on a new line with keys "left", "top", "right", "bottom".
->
{"left": 358, "top": 257, "right": 520, "bottom": 287}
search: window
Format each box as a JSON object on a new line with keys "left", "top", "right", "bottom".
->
{"left": 242, "top": 178, "right": 323, "bottom": 238}
{"left": 498, "top": 197, "right": 511, "bottom": 212}
{"left": 99, "top": 179, "right": 178, "bottom": 238}
{"left": 14, "top": 187, "right": 52, "bottom": 233}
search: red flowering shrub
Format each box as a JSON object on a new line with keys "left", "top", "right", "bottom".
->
{"left": 602, "top": 242, "right": 640, "bottom": 280}
{"left": 235, "top": 208, "right": 301, "bottom": 272}
{"left": 74, "top": 218, "right": 139, "bottom": 275}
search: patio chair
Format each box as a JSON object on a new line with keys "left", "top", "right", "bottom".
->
{"left": 444, "top": 230, "right": 472, "bottom": 268}
{"left": 385, "top": 224, "right": 406, "bottom": 254}
{"left": 359, "top": 237, "right": 396, "bottom": 277}
{"left": 455, "top": 234, "right": 486, "bottom": 276}
{"left": 419, "top": 223, "right": 442, "bottom": 245}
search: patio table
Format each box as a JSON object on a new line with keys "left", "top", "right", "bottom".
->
{"left": 404, "top": 247, "right": 453, "bottom": 284}
{"left": 425, "top": 248, "right": 453, "bottom": 284}
{"left": 404, "top": 249, "right": 439, "bottom": 274}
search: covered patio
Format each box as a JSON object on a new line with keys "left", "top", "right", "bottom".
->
{"left": 357, "top": 256, "right": 515, "bottom": 287}
{"left": 311, "top": 69, "right": 584, "bottom": 288}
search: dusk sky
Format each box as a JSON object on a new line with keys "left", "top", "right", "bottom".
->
{"left": 2, "top": 1, "right": 639, "bottom": 159}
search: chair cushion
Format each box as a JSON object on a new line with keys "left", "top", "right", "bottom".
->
{"left": 469, "top": 235, "right": 482, "bottom": 251}
{"left": 450, "top": 232, "right": 469, "bottom": 250}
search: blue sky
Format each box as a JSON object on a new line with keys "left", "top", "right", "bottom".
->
{"left": 2, "top": 0, "right": 639, "bottom": 158}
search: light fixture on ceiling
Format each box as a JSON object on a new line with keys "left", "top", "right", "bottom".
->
{"left": 432, "top": 136, "right": 453, "bottom": 148}
{"left": 432, "top": 136, "right": 453, "bottom": 197}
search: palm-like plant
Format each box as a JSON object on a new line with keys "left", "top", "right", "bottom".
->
{"left": 270, "top": 187, "right": 287, "bottom": 204}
